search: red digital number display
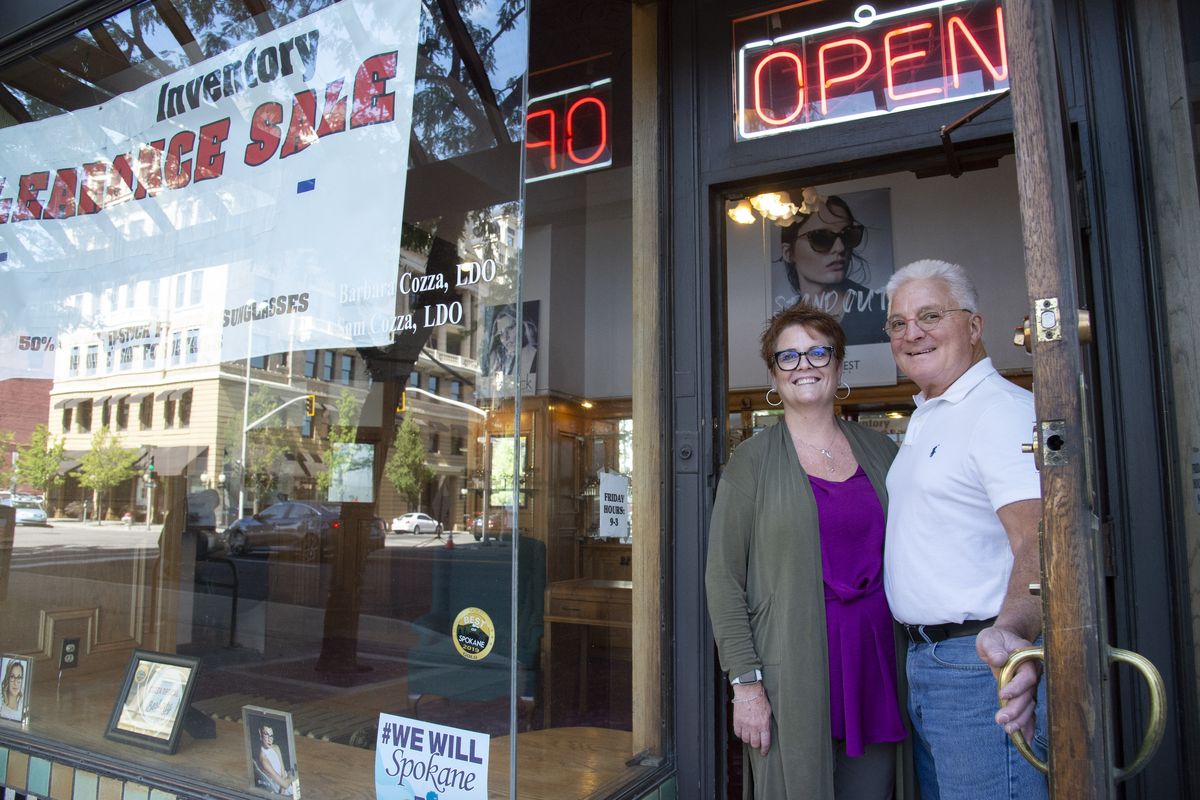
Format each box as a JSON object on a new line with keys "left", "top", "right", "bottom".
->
{"left": 735, "top": 1, "right": 1008, "bottom": 140}
{"left": 525, "top": 80, "right": 613, "bottom": 183}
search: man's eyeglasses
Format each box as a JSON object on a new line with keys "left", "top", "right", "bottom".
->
{"left": 793, "top": 224, "right": 864, "bottom": 254}
{"left": 883, "top": 308, "right": 972, "bottom": 339}
{"left": 773, "top": 346, "right": 834, "bottom": 371}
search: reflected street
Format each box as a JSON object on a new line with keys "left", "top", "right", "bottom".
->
{"left": 7, "top": 519, "right": 161, "bottom": 550}
{"left": 5, "top": 519, "right": 480, "bottom": 552}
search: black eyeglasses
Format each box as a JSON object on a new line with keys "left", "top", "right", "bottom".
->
{"left": 794, "top": 224, "right": 864, "bottom": 254}
{"left": 773, "top": 346, "right": 834, "bottom": 371}
{"left": 883, "top": 308, "right": 972, "bottom": 338}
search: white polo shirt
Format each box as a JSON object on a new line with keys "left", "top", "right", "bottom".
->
{"left": 884, "top": 358, "right": 1041, "bottom": 625}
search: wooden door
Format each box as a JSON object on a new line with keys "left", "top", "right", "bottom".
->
{"left": 1004, "top": 1, "right": 1166, "bottom": 797}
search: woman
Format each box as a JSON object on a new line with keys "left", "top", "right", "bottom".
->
{"left": 484, "top": 305, "right": 538, "bottom": 392}
{"left": 706, "top": 304, "right": 907, "bottom": 798}
{"left": 777, "top": 192, "right": 888, "bottom": 345}
{"left": 1, "top": 659, "right": 25, "bottom": 721}
{"left": 255, "top": 723, "right": 296, "bottom": 795}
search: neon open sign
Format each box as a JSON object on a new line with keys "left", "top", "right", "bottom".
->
{"left": 736, "top": 1, "right": 1008, "bottom": 140}
{"left": 525, "top": 79, "right": 612, "bottom": 183}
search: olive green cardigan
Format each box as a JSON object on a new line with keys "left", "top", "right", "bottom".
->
{"left": 705, "top": 418, "right": 908, "bottom": 799}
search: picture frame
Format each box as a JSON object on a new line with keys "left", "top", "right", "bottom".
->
{"left": 1, "top": 654, "right": 31, "bottom": 725}
{"left": 242, "top": 705, "right": 301, "bottom": 798}
{"left": 104, "top": 650, "right": 200, "bottom": 754}
{"left": 478, "top": 300, "right": 540, "bottom": 398}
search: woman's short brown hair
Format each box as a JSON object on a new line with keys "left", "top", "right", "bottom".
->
{"left": 759, "top": 303, "right": 847, "bottom": 370}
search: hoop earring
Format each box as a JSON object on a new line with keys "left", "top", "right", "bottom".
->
{"left": 766, "top": 386, "right": 782, "bottom": 407}
{"left": 835, "top": 381, "right": 851, "bottom": 401}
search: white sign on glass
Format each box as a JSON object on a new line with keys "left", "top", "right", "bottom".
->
{"left": 374, "top": 713, "right": 489, "bottom": 800}
{"left": 0, "top": 0, "right": 421, "bottom": 379}
{"left": 598, "top": 470, "right": 630, "bottom": 539}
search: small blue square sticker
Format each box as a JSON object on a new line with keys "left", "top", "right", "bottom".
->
{"left": 297, "top": 178, "right": 316, "bottom": 193}
{"left": 0, "top": 252, "right": 7, "bottom": 262}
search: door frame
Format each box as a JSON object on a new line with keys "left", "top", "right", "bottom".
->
{"left": 1005, "top": 0, "right": 1191, "bottom": 796}
{"left": 665, "top": 0, "right": 1192, "bottom": 796}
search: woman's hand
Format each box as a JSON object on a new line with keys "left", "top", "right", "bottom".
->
{"left": 731, "top": 683, "right": 773, "bottom": 756}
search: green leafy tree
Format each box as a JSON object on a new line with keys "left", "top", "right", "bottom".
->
{"left": 412, "top": 0, "right": 525, "bottom": 159}
{"left": 384, "top": 415, "right": 432, "bottom": 511}
{"left": 76, "top": 427, "right": 140, "bottom": 523}
{"left": 317, "top": 389, "right": 372, "bottom": 496}
{"left": 0, "top": 430, "right": 14, "bottom": 490}
{"left": 14, "top": 425, "right": 65, "bottom": 500}
{"left": 224, "top": 387, "right": 294, "bottom": 514}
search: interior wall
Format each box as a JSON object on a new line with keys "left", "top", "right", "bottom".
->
{"left": 584, "top": 169, "right": 634, "bottom": 400}
{"left": 526, "top": 168, "right": 635, "bottom": 402}
{"left": 726, "top": 156, "right": 1033, "bottom": 391}
{"left": 523, "top": 224, "right": 560, "bottom": 392}
{"left": 529, "top": 158, "right": 1031, "bottom": 401}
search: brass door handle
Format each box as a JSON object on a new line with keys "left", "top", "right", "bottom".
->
{"left": 998, "top": 647, "right": 1047, "bottom": 773}
{"left": 997, "top": 644, "right": 1167, "bottom": 780}
{"left": 1013, "top": 317, "right": 1034, "bottom": 353}
{"left": 1109, "top": 647, "right": 1167, "bottom": 781}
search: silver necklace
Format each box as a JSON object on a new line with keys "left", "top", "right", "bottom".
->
{"left": 795, "top": 431, "right": 837, "bottom": 470}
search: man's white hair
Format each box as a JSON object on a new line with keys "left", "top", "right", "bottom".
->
{"left": 885, "top": 259, "right": 980, "bottom": 311}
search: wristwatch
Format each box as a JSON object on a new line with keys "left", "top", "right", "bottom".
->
{"left": 729, "top": 668, "right": 762, "bottom": 686}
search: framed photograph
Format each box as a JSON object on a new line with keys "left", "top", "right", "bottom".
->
{"left": 104, "top": 650, "right": 200, "bottom": 754}
{"left": 479, "top": 300, "right": 540, "bottom": 398}
{"left": 243, "top": 705, "right": 301, "bottom": 797}
{"left": 1, "top": 654, "right": 31, "bottom": 725}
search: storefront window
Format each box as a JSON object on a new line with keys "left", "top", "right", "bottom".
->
{"left": 0, "top": 0, "right": 665, "bottom": 797}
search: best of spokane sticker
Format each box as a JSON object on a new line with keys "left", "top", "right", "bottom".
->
{"left": 452, "top": 607, "right": 495, "bottom": 661}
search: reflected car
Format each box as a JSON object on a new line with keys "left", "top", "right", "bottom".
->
{"left": 392, "top": 512, "right": 442, "bottom": 535}
{"left": 223, "top": 501, "right": 385, "bottom": 561}
{"left": 12, "top": 499, "right": 48, "bottom": 526}
{"left": 471, "top": 509, "right": 514, "bottom": 541}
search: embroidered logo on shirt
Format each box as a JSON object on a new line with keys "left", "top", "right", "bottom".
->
{"left": 929, "top": 445, "right": 939, "bottom": 457}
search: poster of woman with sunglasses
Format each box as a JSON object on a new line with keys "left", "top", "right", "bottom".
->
{"left": 771, "top": 188, "right": 893, "bottom": 347}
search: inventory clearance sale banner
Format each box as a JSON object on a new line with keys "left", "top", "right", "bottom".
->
{"left": 0, "top": 0, "right": 418, "bottom": 379}
{"left": 375, "top": 713, "right": 489, "bottom": 800}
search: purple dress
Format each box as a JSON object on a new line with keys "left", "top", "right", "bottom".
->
{"left": 809, "top": 465, "right": 906, "bottom": 756}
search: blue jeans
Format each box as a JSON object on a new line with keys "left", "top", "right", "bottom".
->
{"left": 906, "top": 635, "right": 1048, "bottom": 800}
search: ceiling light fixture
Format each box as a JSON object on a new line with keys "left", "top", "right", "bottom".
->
{"left": 728, "top": 187, "right": 825, "bottom": 226}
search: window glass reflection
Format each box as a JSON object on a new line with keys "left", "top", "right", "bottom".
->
{"left": 0, "top": 0, "right": 665, "bottom": 796}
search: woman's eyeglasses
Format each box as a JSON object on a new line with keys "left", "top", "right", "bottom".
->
{"left": 773, "top": 346, "right": 834, "bottom": 371}
{"left": 883, "top": 308, "right": 972, "bottom": 338}
{"left": 794, "top": 224, "right": 864, "bottom": 254}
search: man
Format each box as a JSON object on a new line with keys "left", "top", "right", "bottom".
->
{"left": 882, "top": 259, "right": 1046, "bottom": 799}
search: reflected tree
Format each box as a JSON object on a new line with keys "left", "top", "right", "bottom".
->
{"left": 13, "top": 425, "right": 65, "bottom": 503}
{"left": 317, "top": 389, "right": 370, "bottom": 498}
{"left": 0, "top": 432, "right": 13, "bottom": 490}
{"left": 225, "top": 387, "right": 293, "bottom": 514}
{"left": 76, "top": 427, "right": 140, "bottom": 522}
{"left": 413, "top": 0, "right": 525, "bottom": 159}
{"left": 384, "top": 415, "right": 431, "bottom": 511}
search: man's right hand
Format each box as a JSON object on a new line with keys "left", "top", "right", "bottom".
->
{"left": 977, "top": 624, "right": 1039, "bottom": 741}
{"left": 731, "top": 683, "right": 773, "bottom": 756}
